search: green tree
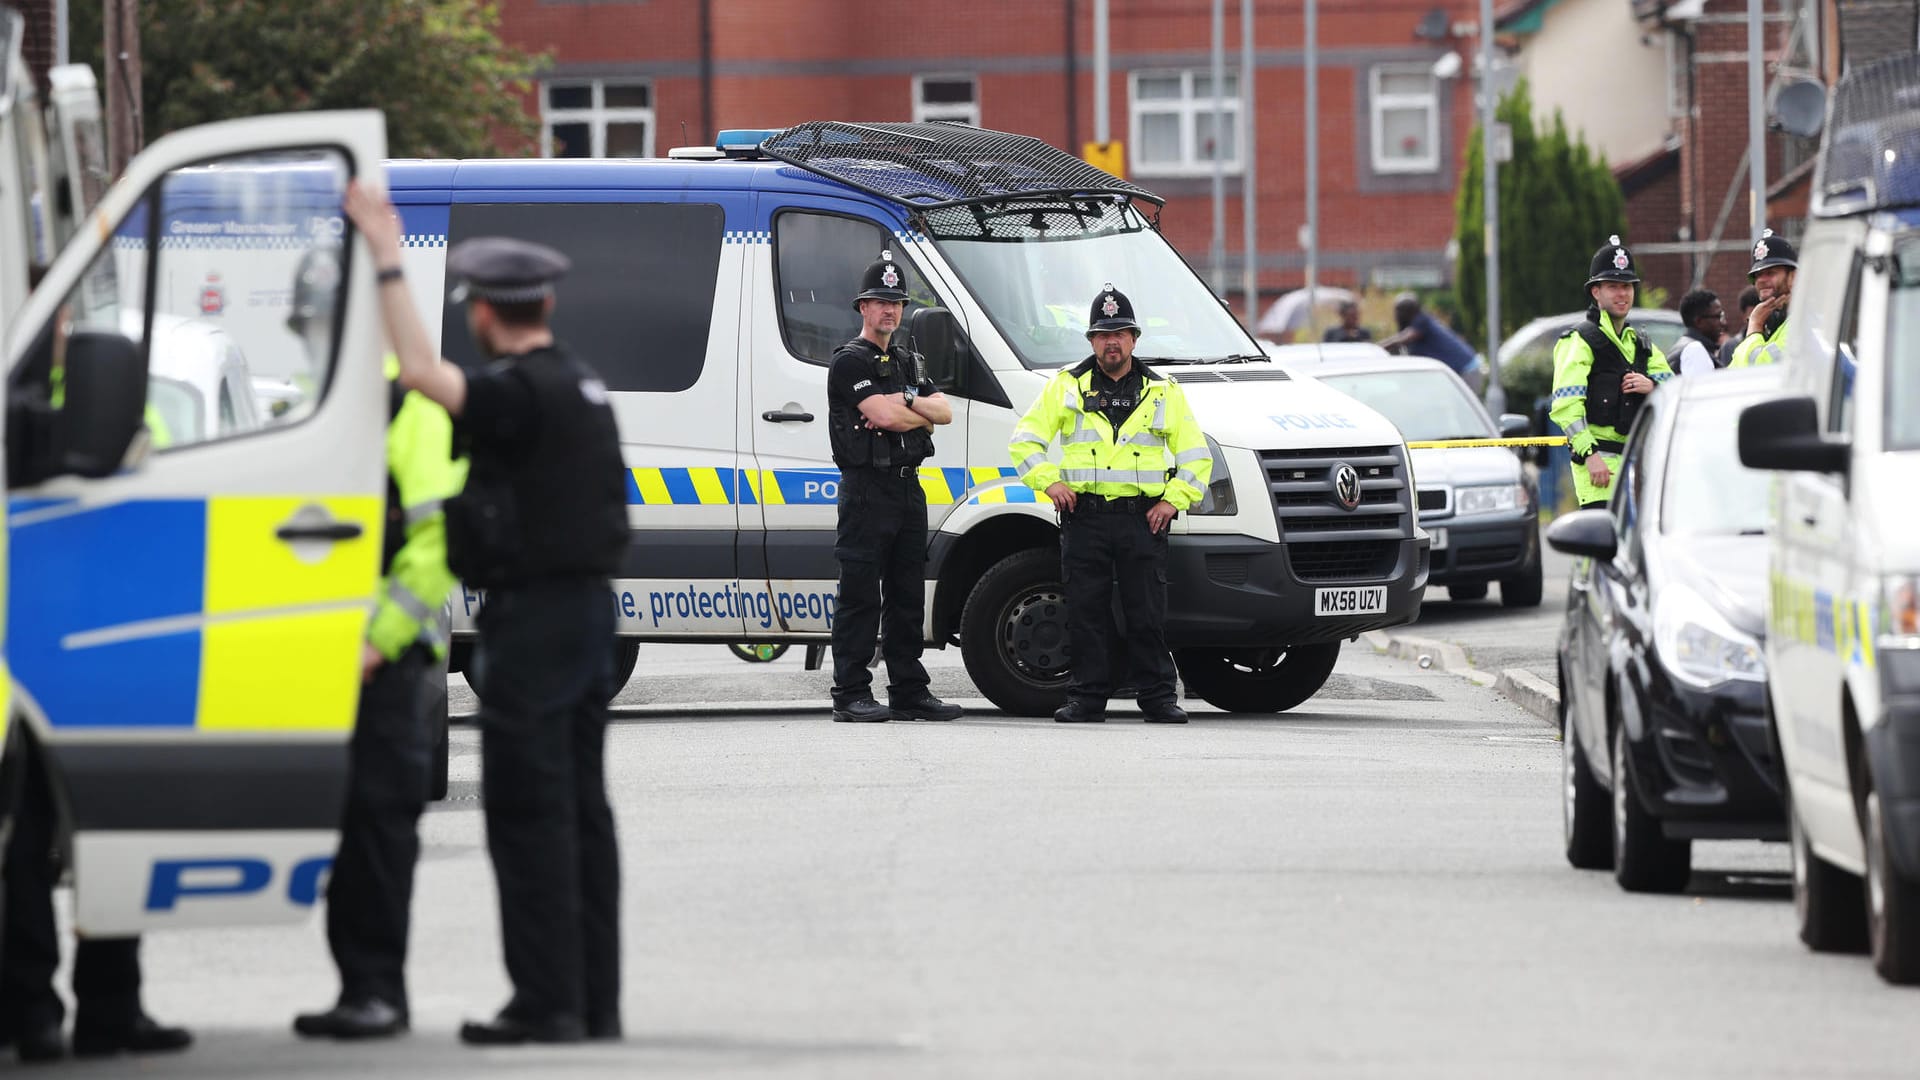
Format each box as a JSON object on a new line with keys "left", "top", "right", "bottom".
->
{"left": 1453, "top": 79, "right": 1626, "bottom": 353}
{"left": 73, "top": 0, "right": 545, "bottom": 159}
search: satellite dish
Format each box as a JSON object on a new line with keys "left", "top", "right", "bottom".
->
{"left": 1770, "top": 79, "right": 1828, "bottom": 139}
{"left": 1415, "top": 7, "right": 1450, "bottom": 41}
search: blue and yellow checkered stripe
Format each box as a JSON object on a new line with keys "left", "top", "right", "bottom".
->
{"left": 625, "top": 467, "right": 1039, "bottom": 506}
{"left": 9, "top": 495, "right": 380, "bottom": 732}
{"left": 1771, "top": 573, "right": 1877, "bottom": 670}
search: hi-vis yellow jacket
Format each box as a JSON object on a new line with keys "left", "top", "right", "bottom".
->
{"left": 371, "top": 357, "right": 469, "bottom": 660}
{"left": 1730, "top": 317, "right": 1788, "bottom": 367}
{"left": 1009, "top": 357, "right": 1211, "bottom": 510}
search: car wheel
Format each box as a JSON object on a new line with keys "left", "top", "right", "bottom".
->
{"left": 1562, "top": 670, "right": 1610, "bottom": 870}
{"left": 1790, "top": 793, "right": 1867, "bottom": 953}
{"left": 960, "top": 549, "right": 1072, "bottom": 716}
{"left": 1500, "top": 543, "right": 1545, "bottom": 609}
{"left": 1447, "top": 581, "right": 1489, "bottom": 602}
{"left": 608, "top": 640, "right": 641, "bottom": 704}
{"left": 1174, "top": 644, "right": 1341, "bottom": 714}
{"left": 1865, "top": 785, "right": 1920, "bottom": 983}
{"left": 1612, "top": 723, "right": 1691, "bottom": 893}
{"left": 728, "top": 642, "right": 790, "bottom": 663}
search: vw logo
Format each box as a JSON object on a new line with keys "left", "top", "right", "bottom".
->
{"left": 1331, "top": 463, "right": 1362, "bottom": 510}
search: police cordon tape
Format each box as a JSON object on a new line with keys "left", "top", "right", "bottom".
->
{"left": 1403, "top": 436, "right": 1568, "bottom": 449}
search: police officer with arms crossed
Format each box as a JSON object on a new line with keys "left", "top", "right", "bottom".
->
{"left": 291, "top": 242, "right": 468, "bottom": 1041}
{"left": 1010, "top": 285, "right": 1210, "bottom": 724}
{"left": 828, "top": 252, "right": 964, "bottom": 723}
{"left": 1729, "top": 228, "right": 1796, "bottom": 368}
{"left": 345, "top": 181, "right": 628, "bottom": 1045}
{"left": 1550, "top": 236, "right": 1675, "bottom": 510}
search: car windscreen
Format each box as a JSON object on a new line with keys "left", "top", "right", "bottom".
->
{"left": 1313, "top": 367, "right": 1493, "bottom": 441}
{"left": 1661, "top": 397, "right": 1772, "bottom": 535}
{"left": 1886, "top": 235, "right": 1920, "bottom": 450}
{"left": 926, "top": 200, "right": 1259, "bottom": 369}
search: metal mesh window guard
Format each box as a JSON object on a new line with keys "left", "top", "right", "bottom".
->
{"left": 920, "top": 199, "right": 1141, "bottom": 242}
{"left": 1815, "top": 54, "right": 1920, "bottom": 217}
{"left": 760, "top": 121, "right": 1163, "bottom": 213}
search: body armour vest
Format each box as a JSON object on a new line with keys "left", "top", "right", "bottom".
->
{"left": 828, "top": 338, "right": 935, "bottom": 470}
{"left": 1575, "top": 320, "right": 1653, "bottom": 432}
{"left": 445, "top": 345, "right": 628, "bottom": 588}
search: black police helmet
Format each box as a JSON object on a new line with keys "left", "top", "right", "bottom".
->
{"left": 446, "top": 236, "right": 570, "bottom": 304}
{"left": 1748, "top": 228, "right": 1799, "bottom": 279}
{"left": 1585, "top": 234, "right": 1641, "bottom": 289}
{"left": 1087, "top": 283, "right": 1142, "bottom": 335}
{"left": 852, "top": 251, "right": 911, "bottom": 308}
{"left": 286, "top": 242, "right": 343, "bottom": 335}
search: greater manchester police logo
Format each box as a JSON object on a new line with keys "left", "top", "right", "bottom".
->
{"left": 1612, "top": 248, "right": 1629, "bottom": 270}
{"left": 881, "top": 265, "right": 900, "bottom": 289}
{"left": 1102, "top": 295, "right": 1119, "bottom": 317}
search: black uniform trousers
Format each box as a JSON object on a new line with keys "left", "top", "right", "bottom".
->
{"left": 830, "top": 468, "right": 931, "bottom": 705}
{"left": 0, "top": 743, "right": 147, "bottom": 1039}
{"left": 1061, "top": 499, "right": 1179, "bottom": 710}
{"left": 473, "top": 578, "right": 620, "bottom": 1029}
{"left": 325, "top": 644, "right": 435, "bottom": 1015}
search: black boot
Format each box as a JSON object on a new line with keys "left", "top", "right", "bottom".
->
{"left": 1053, "top": 700, "right": 1106, "bottom": 723}
{"left": 831, "top": 698, "right": 892, "bottom": 723}
{"left": 1141, "top": 701, "right": 1190, "bottom": 724}
{"left": 71, "top": 1013, "right": 192, "bottom": 1057}
{"left": 890, "top": 694, "right": 964, "bottom": 721}
{"left": 293, "top": 998, "right": 409, "bottom": 1039}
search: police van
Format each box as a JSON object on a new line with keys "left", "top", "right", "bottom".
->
{"left": 393, "top": 122, "right": 1430, "bottom": 716}
{"left": 0, "top": 14, "right": 395, "bottom": 932}
{"left": 1737, "top": 55, "right": 1920, "bottom": 983}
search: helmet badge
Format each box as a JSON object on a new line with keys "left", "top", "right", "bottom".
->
{"left": 1102, "top": 295, "right": 1119, "bottom": 318}
{"left": 881, "top": 264, "right": 900, "bottom": 289}
{"left": 1612, "top": 248, "right": 1629, "bottom": 270}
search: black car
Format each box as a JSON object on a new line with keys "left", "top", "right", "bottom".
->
{"left": 1547, "top": 367, "right": 1787, "bottom": 892}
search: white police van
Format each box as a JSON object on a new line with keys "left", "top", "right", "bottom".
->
{"left": 1737, "top": 55, "right": 1920, "bottom": 983}
{"left": 390, "top": 122, "right": 1430, "bottom": 716}
{"left": 0, "top": 14, "right": 395, "bottom": 931}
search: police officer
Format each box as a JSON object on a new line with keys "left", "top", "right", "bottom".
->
{"left": 1550, "top": 236, "right": 1675, "bottom": 510}
{"left": 1729, "top": 228, "right": 1797, "bottom": 368}
{"left": 1009, "top": 285, "right": 1210, "bottom": 724}
{"left": 293, "top": 243, "right": 467, "bottom": 1041}
{"left": 826, "top": 252, "right": 964, "bottom": 723}
{"left": 345, "top": 181, "right": 628, "bottom": 1045}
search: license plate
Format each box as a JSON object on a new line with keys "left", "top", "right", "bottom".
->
{"left": 1315, "top": 586, "right": 1387, "bottom": 617}
{"left": 1429, "top": 527, "right": 1449, "bottom": 551}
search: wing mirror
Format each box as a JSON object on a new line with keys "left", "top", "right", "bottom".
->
{"left": 57, "top": 330, "right": 147, "bottom": 478}
{"left": 1738, "top": 394, "right": 1850, "bottom": 474}
{"left": 1498, "top": 413, "right": 1530, "bottom": 438}
{"left": 1545, "top": 508, "right": 1617, "bottom": 560}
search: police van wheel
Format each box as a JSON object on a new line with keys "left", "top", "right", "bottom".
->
{"left": 1501, "top": 547, "right": 1545, "bottom": 609}
{"left": 961, "top": 549, "right": 1073, "bottom": 717}
{"left": 609, "top": 641, "right": 641, "bottom": 703}
{"left": 1173, "top": 644, "right": 1340, "bottom": 714}
{"left": 1447, "top": 581, "right": 1489, "bottom": 602}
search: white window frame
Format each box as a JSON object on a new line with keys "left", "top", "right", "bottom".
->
{"left": 913, "top": 74, "right": 980, "bottom": 126}
{"left": 1369, "top": 64, "right": 1440, "bottom": 175}
{"left": 1128, "top": 69, "right": 1243, "bottom": 179}
{"left": 540, "top": 78, "right": 655, "bottom": 159}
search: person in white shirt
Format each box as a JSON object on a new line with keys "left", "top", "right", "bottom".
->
{"left": 1673, "top": 288, "right": 1726, "bottom": 376}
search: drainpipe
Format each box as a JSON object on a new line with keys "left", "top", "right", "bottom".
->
{"left": 699, "top": 0, "right": 714, "bottom": 143}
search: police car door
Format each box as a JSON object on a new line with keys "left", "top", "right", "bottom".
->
{"left": 747, "top": 201, "right": 970, "bottom": 635}
{"left": 6, "top": 112, "right": 388, "bottom": 934}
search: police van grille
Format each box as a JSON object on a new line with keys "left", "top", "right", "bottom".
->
{"left": 761, "top": 122, "right": 1163, "bottom": 212}
{"left": 1259, "top": 445, "right": 1411, "bottom": 583}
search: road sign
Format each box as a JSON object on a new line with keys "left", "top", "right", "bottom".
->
{"left": 1082, "top": 141, "right": 1125, "bottom": 179}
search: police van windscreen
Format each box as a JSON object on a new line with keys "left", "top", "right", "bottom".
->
{"left": 925, "top": 200, "right": 1260, "bottom": 369}
{"left": 1886, "top": 233, "right": 1920, "bottom": 451}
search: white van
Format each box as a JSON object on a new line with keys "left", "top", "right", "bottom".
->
{"left": 1736, "top": 55, "right": 1920, "bottom": 984}
{"left": 391, "top": 122, "right": 1430, "bottom": 716}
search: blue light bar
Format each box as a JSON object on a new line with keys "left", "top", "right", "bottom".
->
{"left": 716, "top": 129, "right": 778, "bottom": 157}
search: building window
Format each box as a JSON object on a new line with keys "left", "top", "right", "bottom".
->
{"left": 1369, "top": 65, "right": 1439, "bottom": 174}
{"left": 1128, "top": 70, "right": 1241, "bottom": 177}
{"left": 914, "top": 75, "right": 979, "bottom": 126}
{"left": 541, "top": 80, "right": 654, "bottom": 159}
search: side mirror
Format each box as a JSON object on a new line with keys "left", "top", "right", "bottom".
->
{"left": 57, "top": 330, "right": 146, "bottom": 478}
{"left": 1546, "top": 508, "right": 1618, "bottom": 560}
{"left": 1498, "top": 413, "right": 1530, "bottom": 438}
{"left": 1738, "top": 394, "right": 1850, "bottom": 474}
{"left": 907, "top": 305, "right": 963, "bottom": 391}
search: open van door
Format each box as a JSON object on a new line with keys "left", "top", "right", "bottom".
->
{"left": 5, "top": 111, "right": 388, "bottom": 934}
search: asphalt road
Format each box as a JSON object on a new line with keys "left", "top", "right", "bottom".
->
{"left": 1408, "top": 544, "right": 1579, "bottom": 685}
{"left": 41, "top": 625, "right": 1914, "bottom": 1079}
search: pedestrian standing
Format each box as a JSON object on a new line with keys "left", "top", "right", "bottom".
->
{"left": 1009, "top": 284, "right": 1211, "bottom": 724}
{"left": 292, "top": 242, "right": 467, "bottom": 1041}
{"left": 1729, "top": 228, "right": 1797, "bottom": 368}
{"left": 1672, "top": 288, "right": 1725, "bottom": 376}
{"left": 345, "top": 181, "right": 629, "bottom": 1045}
{"left": 826, "top": 252, "right": 964, "bottom": 723}
{"left": 1715, "top": 286, "right": 1761, "bottom": 368}
{"left": 1549, "top": 236, "right": 1675, "bottom": 510}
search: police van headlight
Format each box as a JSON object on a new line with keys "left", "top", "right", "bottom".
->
{"left": 1454, "top": 483, "right": 1528, "bottom": 516}
{"left": 1190, "top": 435, "right": 1237, "bottom": 516}
{"left": 1654, "top": 584, "right": 1766, "bottom": 689}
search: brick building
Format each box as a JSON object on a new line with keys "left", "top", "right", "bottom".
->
{"left": 498, "top": 0, "right": 1492, "bottom": 315}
